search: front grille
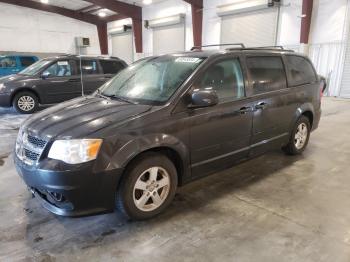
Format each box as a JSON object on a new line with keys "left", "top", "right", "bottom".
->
{"left": 27, "top": 135, "right": 46, "bottom": 148}
{"left": 24, "top": 148, "right": 40, "bottom": 161}
{"left": 16, "top": 132, "right": 48, "bottom": 165}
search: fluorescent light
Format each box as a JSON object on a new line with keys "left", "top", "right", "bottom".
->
{"left": 41, "top": 0, "right": 49, "bottom": 3}
{"left": 98, "top": 11, "right": 107, "bottom": 17}
{"left": 143, "top": 0, "right": 152, "bottom": 5}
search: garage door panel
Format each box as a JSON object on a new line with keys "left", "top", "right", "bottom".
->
{"left": 111, "top": 32, "right": 133, "bottom": 65}
{"left": 153, "top": 24, "right": 185, "bottom": 55}
{"left": 221, "top": 8, "right": 278, "bottom": 47}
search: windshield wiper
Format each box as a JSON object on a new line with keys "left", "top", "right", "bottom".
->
{"left": 96, "top": 89, "right": 109, "bottom": 99}
{"left": 105, "top": 94, "right": 136, "bottom": 104}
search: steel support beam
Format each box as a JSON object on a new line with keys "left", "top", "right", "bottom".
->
{"left": 97, "top": 23, "right": 108, "bottom": 54}
{"left": 0, "top": 0, "right": 102, "bottom": 24}
{"left": 184, "top": 0, "right": 203, "bottom": 47}
{"left": 300, "top": 0, "right": 313, "bottom": 44}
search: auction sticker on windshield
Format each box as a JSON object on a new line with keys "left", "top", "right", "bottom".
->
{"left": 175, "top": 57, "right": 201, "bottom": 63}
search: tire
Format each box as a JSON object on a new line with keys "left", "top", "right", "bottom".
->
{"left": 116, "top": 152, "right": 178, "bottom": 220}
{"left": 283, "top": 115, "right": 311, "bottom": 155}
{"left": 12, "top": 91, "right": 39, "bottom": 114}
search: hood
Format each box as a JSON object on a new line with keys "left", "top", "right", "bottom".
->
{"left": 22, "top": 96, "right": 152, "bottom": 140}
{"left": 0, "top": 74, "right": 33, "bottom": 84}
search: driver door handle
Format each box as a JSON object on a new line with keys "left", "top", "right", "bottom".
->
{"left": 236, "top": 106, "right": 252, "bottom": 114}
{"left": 255, "top": 102, "right": 268, "bottom": 110}
{"left": 68, "top": 78, "right": 80, "bottom": 82}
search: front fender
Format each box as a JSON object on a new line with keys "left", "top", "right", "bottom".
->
{"left": 96, "top": 133, "right": 190, "bottom": 183}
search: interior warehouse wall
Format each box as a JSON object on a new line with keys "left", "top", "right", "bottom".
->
{"left": 0, "top": 3, "right": 101, "bottom": 56}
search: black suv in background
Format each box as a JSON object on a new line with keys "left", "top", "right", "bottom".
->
{"left": 14, "top": 45, "right": 323, "bottom": 220}
{"left": 0, "top": 55, "right": 127, "bottom": 113}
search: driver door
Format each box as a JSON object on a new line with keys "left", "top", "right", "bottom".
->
{"left": 188, "top": 57, "right": 254, "bottom": 178}
{"left": 36, "top": 59, "right": 81, "bottom": 104}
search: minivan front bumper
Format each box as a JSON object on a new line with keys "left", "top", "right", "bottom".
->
{"left": 14, "top": 155, "right": 124, "bottom": 217}
{"left": 0, "top": 92, "right": 11, "bottom": 107}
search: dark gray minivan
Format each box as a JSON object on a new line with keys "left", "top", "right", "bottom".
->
{"left": 0, "top": 55, "right": 127, "bottom": 113}
{"left": 14, "top": 46, "right": 323, "bottom": 220}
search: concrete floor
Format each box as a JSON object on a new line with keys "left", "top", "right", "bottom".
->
{"left": 1, "top": 97, "right": 350, "bottom": 262}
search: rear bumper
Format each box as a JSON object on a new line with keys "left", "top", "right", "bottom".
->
{"left": 0, "top": 92, "right": 11, "bottom": 107}
{"left": 15, "top": 155, "right": 124, "bottom": 217}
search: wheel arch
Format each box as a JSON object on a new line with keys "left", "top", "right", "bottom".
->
{"left": 289, "top": 103, "right": 315, "bottom": 132}
{"left": 11, "top": 88, "right": 41, "bottom": 104}
{"left": 106, "top": 134, "right": 191, "bottom": 187}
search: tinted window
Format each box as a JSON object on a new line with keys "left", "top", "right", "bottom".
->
{"left": 0, "top": 56, "right": 16, "bottom": 68}
{"left": 286, "top": 55, "right": 316, "bottom": 86}
{"left": 197, "top": 58, "right": 245, "bottom": 102}
{"left": 79, "top": 60, "right": 98, "bottom": 75}
{"left": 100, "top": 60, "right": 125, "bottom": 74}
{"left": 43, "top": 60, "right": 72, "bottom": 77}
{"left": 247, "top": 56, "right": 287, "bottom": 95}
{"left": 20, "top": 57, "right": 36, "bottom": 67}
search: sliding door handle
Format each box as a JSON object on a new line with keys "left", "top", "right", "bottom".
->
{"left": 255, "top": 102, "right": 268, "bottom": 110}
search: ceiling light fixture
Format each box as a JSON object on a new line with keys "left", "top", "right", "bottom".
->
{"left": 143, "top": 0, "right": 152, "bottom": 5}
{"left": 40, "top": 0, "right": 49, "bottom": 4}
{"left": 98, "top": 11, "right": 107, "bottom": 17}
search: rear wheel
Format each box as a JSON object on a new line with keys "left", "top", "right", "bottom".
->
{"left": 116, "top": 152, "right": 178, "bottom": 220}
{"left": 283, "top": 116, "right": 311, "bottom": 155}
{"left": 13, "top": 91, "right": 38, "bottom": 114}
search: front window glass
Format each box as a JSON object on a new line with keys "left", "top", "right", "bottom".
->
{"left": 79, "top": 60, "right": 98, "bottom": 75}
{"left": 196, "top": 58, "right": 245, "bottom": 102}
{"left": 0, "top": 56, "right": 16, "bottom": 68}
{"left": 100, "top": 56, "right": 205, "bottom": 105}
{"left": 43, "top": 60, "right": 72, "bottom": 77}
{"left": 19, "top": 59, "right": 52, "bottom": 75}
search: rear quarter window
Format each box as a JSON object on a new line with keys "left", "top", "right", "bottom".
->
{"left": 285, "top": 55, "right": 317, "bottom": 86}
{"left": 100, "top": 60, "right": 125, "bottom": 74}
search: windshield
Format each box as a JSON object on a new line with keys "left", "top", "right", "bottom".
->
{"left": 19, "top": 59, "right": 52, "bottom": 76}
{"left": 100, "top": 56, "right": 205, "bottom": 105}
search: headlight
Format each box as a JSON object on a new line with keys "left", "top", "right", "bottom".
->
{"left": 48, "top": 139, "right": 102, "bottom": 164}
{"left": 0, "top": 83, "right": 5, "bottom": 92}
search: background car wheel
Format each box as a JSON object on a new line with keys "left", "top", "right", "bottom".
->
{"left": 116, "top": 152, "right": 178, "bottom": 220}
{"left": 283, "top": 115, "right": 311, "bottom": 155}
{"left": 13, "top": 91, "right": 38, "bottom": 114}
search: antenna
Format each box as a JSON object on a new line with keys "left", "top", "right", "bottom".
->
{"left": 78, "top": 46, "right": 84, "bottom": 96}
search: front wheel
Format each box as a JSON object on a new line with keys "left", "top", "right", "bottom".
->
{"left": 116, "top": 153, "right": 178, "bottom": 220}
{"left": 283, "top": 116, "right": 311, "bottom": 155}
{"left": 13, "top": 91, "right": 39, "bottom": 114}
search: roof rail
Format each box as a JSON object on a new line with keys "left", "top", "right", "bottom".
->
{"left": 226, "top": 45, "right": 294, "bottom": 52}
{"left": 191, "top": 43, "right": 245, "bottom": 51}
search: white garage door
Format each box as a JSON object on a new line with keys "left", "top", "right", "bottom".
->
{"left": 340, "top": 32, "right": 350, "bottom": 98}
{"left": 153, "top": 24, "right": 185, "bottom": 55}
{"left": 111, "top": 32, "right": 133, "bottom": 65}
{"left": 221, "top": 8, "right": 278, "bottom": 47}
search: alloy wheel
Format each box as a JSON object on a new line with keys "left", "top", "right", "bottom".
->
{"left": 133, "top": 166, "right": 170, "bottom": 212}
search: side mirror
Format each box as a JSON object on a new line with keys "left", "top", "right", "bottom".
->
{"left": 188, "top": 89, "right": 218, "bottom": 108}
{"left": 41, "top": 71, "right": 50, "bottom": 79}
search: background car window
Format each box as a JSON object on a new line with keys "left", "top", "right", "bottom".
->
{"left": 43, "top": 60, "right": 72, "bottom": 77}
{"left": 19, "top": 57, "right": 36, "bottom": 67}
{"left": 80, "top": 60, "right": 98, "bottom": 75}
{"left": 285, "top": 55, "right": 317, "bottom": 86}
{"left": 198, "top": 58, "right": 245, "bottom": 102}
{"left": 100, "top": 60, "right": 124, "bottom": 74}
{"left": 247, "top": 56, "right": 287, "bottom": 95}
{"left": 0, "top": 56, "right": 16, "bottom": 68}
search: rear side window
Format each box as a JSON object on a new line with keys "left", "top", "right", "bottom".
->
{"left": 246, "top": 56, "right": 287, "bottom": 95}
{"left": 0, "top": 56, "right": 16, "bottom": 68}
{"left": 100, "top": 60, "right": 125, "bottom": 74}
{"left": 80, "top": 60, "right": 98, "bottom": 75}
{"left": 285, "top": 55, "right": 316, "bottom": 86}
{"left": 20, "top": 57, "right": 36, "bottom": 67}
